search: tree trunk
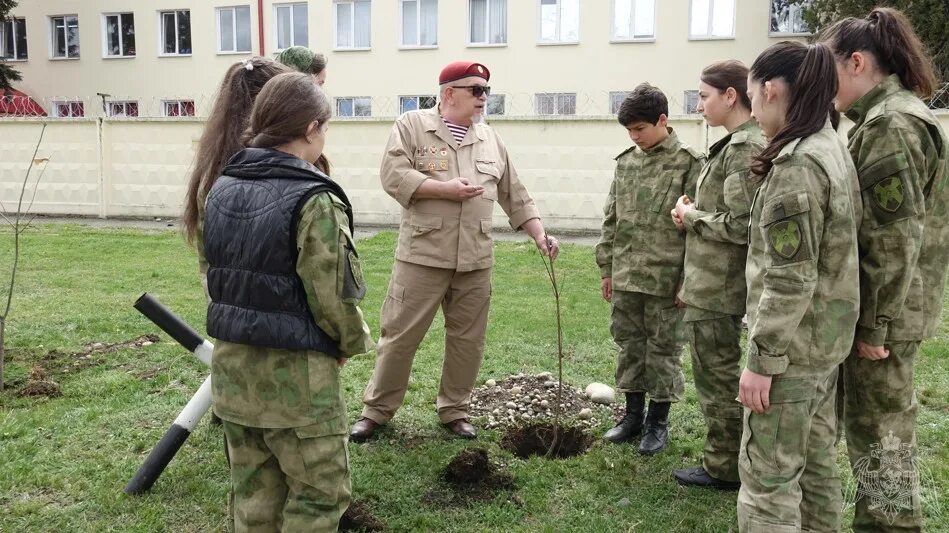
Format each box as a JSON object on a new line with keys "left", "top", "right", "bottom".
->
{"left": 1, "top": 317, "right": 5, "bottom": 391}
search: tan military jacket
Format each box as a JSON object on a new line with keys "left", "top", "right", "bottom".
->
{"left": 380, "top": 107, "right": 541, "bottom": 272}
{"left": 745, "top": 124, "right": 860, "bottom": 393}
{"left": 681, "top": 119, "right": 765, "bottom": 318}
{"left": 596, "top": 128, "right": 704, "bottom": 297}
{"left": 845, "top": 75, "right": 949, "bottom": 344}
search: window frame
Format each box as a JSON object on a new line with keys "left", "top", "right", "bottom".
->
{"left": 216, "top": 5, "right": 253, "bottom": 54}
{"left": 49, "top": 15, "right": 80, "bottom": 59}
{"left": 52, "top": 99, "right": 85, "bottom": 118}
{"left": 157, "top": 9, "right": 192, "bottom": 56}
{"left": 534, "top": 92, "right": 577, "bottom": 116}
{"left": 399, "top": 0, "right": 438, "bottom": 49}
{"left": 688, "top": 0, "right": 736, "bottom": 41}
{"left": 683, "top": 90, "right": 700, "bottom": 114}
{"left": 334, "top": 0, "right": 372, "bottom": 51}
{"left": 1, "top": 17, "right": 29, "bottom": 61}
{"left": 537, "top": 0, "right": 579, "bottom": 45}
{"left": 610, "top": 0, "right": 656, "bottom": 43}
{"left": 467, "top": 0, "right": 507, "bottom": 47}
{"left": 107, "top": 101, "right": 139, "bottom": 117}
{"left": 101, "top": 12, "right": 136, "bottom": 59}
{"left": 486, "top": 94, "right": 505, "bottom": 116}
{"left": 162, "top": 99, "right": 196, "bottom": 117}
{"left": 768, "top": 0, "right": 813, "bottom": 37}
{"left": 609, "top": 91, "right": 630, "bottom": 115}
{"left": 273, "top": 2, "right": 309, "bottom": 51}
{"left": 335, "top": 96, "right": 372, "bottom": 117}
{"left": 399, "top": 95, "right": 437, "bottom": 114}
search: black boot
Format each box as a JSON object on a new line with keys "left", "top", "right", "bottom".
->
{"left": 603, "top": 392, "right": 645, "bottom": 443}
{"left": 638, "top": 400, "right": 671, "bottom": 455}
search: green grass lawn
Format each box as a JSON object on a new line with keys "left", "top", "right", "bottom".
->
{"left": 0, "top": 225, "right": 946, "bottom": 532}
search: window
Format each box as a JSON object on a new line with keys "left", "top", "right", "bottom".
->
{"left": 336, "top": 97, "right": 372, "bottom": 117}
{"left": 612, "top": 0, "right": 654, "bottom": 40}
{"left": 53, "top": 100, "right": 84, "bottom": 117}
{"left": 335, "top": 1, "right": 371, "bottom": 49}
{"left": 107, "top": 101, "right": 139, "bottom": 117}
{"left": 770, "top": 0, "right": 812, "bottom": 36}
{"left": 469, "top": 0, "right": 506, "bottom": 45}
{"left": 400, "top": 95, "right": 436, "bottom": 114}
{"left": 486, "top": 94, "right": 505, "bottom": 115}
{"left": 683, "top": 90, "right": 699, "bottom": 114}
{"left": 218, "top": 6, "right": 252, "bottom": 53}
{"left": 103, "top": 13, "right": 135, "bottom": 57}
{"left": 610, "top": 91, "right": 630, "bottom": 115}
{"left": 690, "top": 0, "right": 734, "bottom": 39}
{"left": 160, "top": 10, "right": 192, "bottom": 55}
{"left": 539, "top": 0, "right": 578, "bottom": 43}
{"left": 1, "top": 17, "right": 28, "bottom": 60}
{"left": 163, "top": 100, "right": 195, "bottom": 117}
{"left": 50, "top": 15, "right": 79, "bottom": 58}
{"left": 274, "top": 3, "right": 308, "bottom": 50}
{"left": 535, "top": 93, "right": 576, "bottom": 115}
{"left": 401, "top": 0, "right": 437, "bottom": 47}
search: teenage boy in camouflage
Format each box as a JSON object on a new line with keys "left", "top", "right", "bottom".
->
{"left": 596, "top": 83, "right": 704, "bottom": 455}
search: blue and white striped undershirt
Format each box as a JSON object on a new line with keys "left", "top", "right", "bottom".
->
{"left": 442, "top": 117, "right": 469, "bottom": 145}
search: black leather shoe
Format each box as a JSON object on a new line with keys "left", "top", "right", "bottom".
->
{"left": 604, "top": 392, "right": 646, "bottom": 443}
{"left": 350, "top": 417, "right": 381, "bottom": 442}
{"left": 443, "top": 418, "right": 477, "bottom": 439}
{"left": 673, "top": 466, "right": 741, "bottom": 491}
{"left": 638, "top": 401, "right": 671, "bottom": 455}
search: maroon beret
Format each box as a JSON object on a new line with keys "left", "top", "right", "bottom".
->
{"left": 439, "top": 61, "right": 490, "bottom": 85}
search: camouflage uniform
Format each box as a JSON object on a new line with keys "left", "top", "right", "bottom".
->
{"left": 211, "top": 193, "right": 374, "bottom": 533}
{"left": 842, "top": 74, "right": 949, "bottom": 533}
{"left": 596, "top": 129, "right": 704, "bottom": 401}
{"left": 738, "top": 123, "right": 861, "bottom": 532}
{"left": 680, "top": 119, "right": 765, "bottom": 482}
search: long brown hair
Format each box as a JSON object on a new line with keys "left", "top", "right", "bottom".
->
{"left": 243, "top": 72, "right": 333, "bottom": 149}
{"left": 701, "top": 60, "right": 752, "bottom": 111}
{"left": 819, "top": 7, "right": 937, "bottom": 98}
{"left": 182, "top": 57, "right": 289, "bottom": 245}
{"left": 750, "top": 41, "right": 838, "bottom": 177}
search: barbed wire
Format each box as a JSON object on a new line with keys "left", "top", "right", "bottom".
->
{"left": 5, "top": 85, "right": 949, "bottom": 120}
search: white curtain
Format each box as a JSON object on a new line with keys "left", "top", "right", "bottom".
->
{"left": 420, "top": 0, "right": 437, "bottom": 46}
{"left": 489, "top": 0, "right": 506, "bottom": 43}
{"left": 336, "top": 3, "right": 352, "bottom": 47}
{"left": 402, "top": 1, "right": 418, "bottom": 46}
{"left": 355, "top": 1, "right": 371, "bottom": 47}
{"left": 470, "top": 0, "right": 486, "bottom": 43}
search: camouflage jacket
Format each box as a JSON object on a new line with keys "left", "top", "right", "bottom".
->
{"left": 211, "top": 193, "right": 375, "bottom": 430}
{"left": 681, "top": 119, "right": 765, "bottom": 316}
{"left": 596, "top": 129, "right": 705, "bottom": 297}
{"left": 845, "top": 74, "right": 949, "bottom": 344}
{"left": 745, "top": 123, "right": 861, "bottom": 386}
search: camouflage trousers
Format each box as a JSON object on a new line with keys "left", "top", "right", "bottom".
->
{"left": 737, "top": 368, "right": 842, "bottom": 533}
{"left": 685, "top": 313, "right": 743, "bottom": 483}
{"left": 610, "top": 290, "right": 684, "bottom": 401}
{"left": 843, "top": 341, "right": 922, "bottom": 533}
{"left": 222, "top": 420, "right": 352, "bottom": 533}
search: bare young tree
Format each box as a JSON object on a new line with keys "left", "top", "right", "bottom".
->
{"left": 1, "top": 123, "right": 48, "bottom": 391}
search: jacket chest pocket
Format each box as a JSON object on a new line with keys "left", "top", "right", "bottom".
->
{"left": 475, "top": 159, "right": 501, "bottom": 201}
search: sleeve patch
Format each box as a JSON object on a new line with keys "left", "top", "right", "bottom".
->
{"left": 768, "top": 220, "right": 803, "bottom": 259}
{"left": 872, "top": 176, "right": 904, "bottom": 212}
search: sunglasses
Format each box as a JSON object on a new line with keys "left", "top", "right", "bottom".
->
{"left": 451, "top": 85, "right": 491, "bottom": 97}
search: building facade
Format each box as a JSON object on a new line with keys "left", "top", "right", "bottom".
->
{"left": 2, "top": 0, "right": 812, "bottom": 118}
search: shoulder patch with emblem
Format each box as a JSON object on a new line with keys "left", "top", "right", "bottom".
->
{"left": 768, "top": 220, "right": 802, "bottom": 259}
{"left": 872, "top": 176, "right": 903, "bottom": 212}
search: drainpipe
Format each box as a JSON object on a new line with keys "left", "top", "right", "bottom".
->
{"left": 257, "top": 0, "right": 266, "bottom": 56}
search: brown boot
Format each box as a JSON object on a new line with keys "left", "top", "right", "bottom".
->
{"left": 350, "top": 417, "right": 381, "bottom": 442}
{"left": 442, "top": 418, "right": 477, "bottom": 439}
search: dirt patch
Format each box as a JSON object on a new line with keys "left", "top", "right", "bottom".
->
{"left": 18, "top": 365, "right": 61, "bottom": 398}
{"left": 339, "top": 500, "right": 386, "bottom": 532}
{"left": 470, "top": 373, "right": 621, "bottom": 430}
{"left": 501, "top": 422, "right": 592, "bottom": 459}
{"left": 424, "top": 448, "right": 515, "bottom": 507}
{"left": 41, "top": 334, "right": 160, "bottom": 374}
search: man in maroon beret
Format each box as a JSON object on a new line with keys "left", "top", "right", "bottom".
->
{"left": 351, "top": 61, "right": 560, "bottom": 440}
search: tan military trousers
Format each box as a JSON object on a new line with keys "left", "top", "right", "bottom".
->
{"left": 737, "top": 368, "right": 842, "bottom": 533}
{"left": 361, "top": 260, "right": 492, "bottom": 424}
{"left": 222, "top": 420, "right": 351, "bottom": 533}
{"left": 844, "top": 341, "right": 923, "bottom": 533}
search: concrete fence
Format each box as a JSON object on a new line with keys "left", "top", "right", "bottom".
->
{"left": 3, "top": 113, "right": 948, "bottom": 231}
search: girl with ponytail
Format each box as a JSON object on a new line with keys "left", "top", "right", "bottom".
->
{"left": 737, "top": 41, "right": 861, "bottom": 532}
{"left": 821, "top": 8, "right": 949, "bottom": 531}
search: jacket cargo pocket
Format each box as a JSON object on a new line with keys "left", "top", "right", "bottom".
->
{"left": 410, "top": 212, "right": 443, "bottom": 236}
{"left": 475, "top": 160, "right": 501, "bottom": 201}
